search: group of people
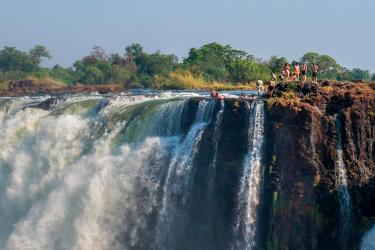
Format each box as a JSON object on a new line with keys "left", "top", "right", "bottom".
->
{"left": 280, "top": 63, "right": 319, "bottom": 84}
{"left": 210, "top": 63, "right": 320, "bottom": 99}
{"left": 264, "top": 63, "right": 320, "bottom": 97}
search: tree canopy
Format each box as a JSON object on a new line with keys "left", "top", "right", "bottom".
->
{"left": 0, "top": 44, "right": 374, "bottom": 88}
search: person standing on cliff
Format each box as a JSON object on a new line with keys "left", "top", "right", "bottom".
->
{"left": 301, "top": 63, "right": 308, "bottom": 84}
{"left": 294, "top": 63, "right": 301, "bottom": 82}
{"left": 283, "top": 63, "right": 290, "bottom": 82}
{"left": 312, "top": 64, "right": 319, "bottom": 84}
{"left": 269, "top": 73, "right": 276, "bottom": 97}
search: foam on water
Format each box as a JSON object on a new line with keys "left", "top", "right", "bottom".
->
{"left": 1, "top": 92, "right": 265, "bottom": 250}
{"left": 0, "top": 94, "right": 199, "bottom": 250}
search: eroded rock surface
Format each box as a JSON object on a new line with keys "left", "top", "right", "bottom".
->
{"left": 264, "top": 83, "right": 375, "bottom": 250}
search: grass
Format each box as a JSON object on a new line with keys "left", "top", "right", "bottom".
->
{"left": 266, "top": 91, "right": 301, "bottom": 110}
{"left": 152, "top": 71, "right": 256, "bottom": 90}
{"left": 0, "top": 81, "right": 9, "bottom": 91}
{"left": 0, "top": 76, "right": 67, "bottom": 92}
{"left": 24, "top": 76, "right": 67, "bottom": 89}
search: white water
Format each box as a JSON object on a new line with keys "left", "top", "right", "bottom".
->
{"left": 0, "top": 94, "right": 217, "bottom": 250}
{"left": 0, "top": 93, "right": 269, "bottom": 250}
{"left": 232, "top": 100, "right": 265, "bottom": 250}
{"left": 361, "top": 226, "right": 375, "bottom": 250}
{"left": 153, "top": 100, "right": 215, "bottom": 249}
{"left": 334, "top": 115, "right": 352, "bottom": 250}
{"left": 208, "top": 100, "right": 225, "bottom": 194}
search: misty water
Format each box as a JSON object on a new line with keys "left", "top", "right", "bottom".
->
{"left": 0, "top": 91, "right": 266, "bottom": 250}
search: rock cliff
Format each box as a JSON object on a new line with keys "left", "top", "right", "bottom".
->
{"left": 264, "top": 82, "right": 375, "bottom": 249}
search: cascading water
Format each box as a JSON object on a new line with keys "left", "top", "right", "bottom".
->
{"left": 334, "top": 115, "right": 352, "bottom": 250}
{"left": 0, "top": 94, "right": 217, "bottom": 250}
{"left": 232, "top": 100, "right": 265, "bottom": 250}
{"left": 153, "top": 100, "right": 215, "bottom": 249}
{"left": 0, "top": 93, "right": 267, "bottom": 250}
{"left": 361, "top": 226, "right": 375, "bottom": 250}
{"left": 208, "top": 100, "right": 225, "bottom": 194}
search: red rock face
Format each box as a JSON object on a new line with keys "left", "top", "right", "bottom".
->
{"left": 264, "top": 83, "right": 375, "bottom": 250}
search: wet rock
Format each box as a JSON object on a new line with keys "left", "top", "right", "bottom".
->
{"left": 26, "top": 97, "right": 66, "bottom": 110}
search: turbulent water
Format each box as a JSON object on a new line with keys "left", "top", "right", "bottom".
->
{"left": 0, "top": 92, "right": 266, "bottom": 250}
{"left": 334, "top": 115, "right": 352, "bottom": 250}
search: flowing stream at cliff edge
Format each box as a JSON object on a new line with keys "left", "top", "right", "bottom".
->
{"left": 232, "top": 100, "right": 265, "bottom": 250}
{"left": 334, "top": 115, "right": 352, "bottom": 250}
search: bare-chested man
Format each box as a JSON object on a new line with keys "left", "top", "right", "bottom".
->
{"left": 283, "top": 63, "right": 290, "bottom": 82}
{"left": 294, "top": 64, "right": 300, "bottom": 82}
{"left": 301, "top": 63, "right": 308, "bottom": 84}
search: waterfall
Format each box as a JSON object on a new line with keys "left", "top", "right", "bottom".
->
{"left": 232, "top": 100, "right": 265, "bottom": 250}
{"left": 361, "top": 226, "right": 375, "bottom": 250}
{"left": 334, "top": 115, "right": 352, "bottom": 250}
{"left": 153, "top": 100, "right": 215, "bottom": 249}
{"left": 208, "top": 100, "right": 225, "bottom": 194}
{"left": 0, "top": 94, "right": 270, "bottom": 250}
{"left": 0, "top": 95, "right": 217, "bottom": 250}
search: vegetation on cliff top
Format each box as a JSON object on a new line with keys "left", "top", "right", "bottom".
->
{"left": 0, "top": 43, "right": 374, "bottom": 91}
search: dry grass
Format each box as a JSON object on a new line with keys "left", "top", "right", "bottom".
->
{"left": 0, "top": 81, "right": 10, "bottom": 91}
{"left": 24, "top": 76, "right": 67, "bottom": 89}
{"left": 0, "top": 76, "right": 67, "bottom": 92}
{"left": 153, "top": 71, "right": 256, "bottom": 90}
{"left": 266, "top": 91, "right": 301, "bottom": 110}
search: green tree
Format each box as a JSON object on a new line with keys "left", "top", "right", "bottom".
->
{"left": 136, "top": 51, "right": 178, "bottom": 77}
{"left": 110, "top": 65, "right": 134, "bottom": 86}
{"left": 184, "top": 43, "right": 251, "bottom": 81}
{"left": 29, "top": 45, "right": 51, "bottom": 64}
{"left": 268, "top": 56, "right": 288, "bottom": 73}
{"left": 300, "top": 52, "right": 340, "bottom": 72}
{"left": 351, "top": 68, "right": 372, "bottom": 81}
{"left": 300, "top": 52, "right": 342, "bottom": 80}
{"left": 300, "top": 52, "right": 320, "bottom": 68}
{"left": 50, "top": 65, "right": 75, "bottom": 84}
{"left": 0, "top": 47, "right": 37, "bottom": 72}
{"left": 125, "top": 44, "right": 144, "bottom": 58}
{"left": 227, "top": 58, "right": 270, "bottom": 82}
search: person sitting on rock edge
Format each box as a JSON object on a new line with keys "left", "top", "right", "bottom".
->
{"left": 256, "top": 79, "right": 264, "bottom": 96}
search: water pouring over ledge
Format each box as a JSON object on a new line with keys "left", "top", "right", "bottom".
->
{"left": 0, "top": 92, "right": 265, "bottom": 250}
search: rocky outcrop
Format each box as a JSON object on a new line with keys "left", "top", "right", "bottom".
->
{"left": 7, "top": 80, "right": 55, "bottom": 95}
{"left": 264, "top": 83, "right": 375, "bottom": 249}
{"left": 25, "top": 96, "right": 66, "bottom": 110}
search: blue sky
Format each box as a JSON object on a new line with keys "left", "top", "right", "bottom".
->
{"left": 1, "top": 0, "right": 374, "bottom": 72}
